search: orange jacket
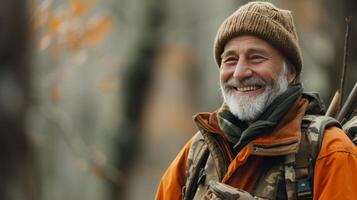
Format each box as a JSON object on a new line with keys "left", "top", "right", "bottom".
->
{"left": 155, "top": 97, "right": 357, "bottom": 200}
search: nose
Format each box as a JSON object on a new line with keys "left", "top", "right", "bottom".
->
{"left": 232, "top": 59, "right": 253, "bottom": 81}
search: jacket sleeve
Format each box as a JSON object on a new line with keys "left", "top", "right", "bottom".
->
{"left": 313, "top": 126, "right": 357, "bottom": 200}
{"left": 155, "top": 139, "right": 192, "bottom": 200}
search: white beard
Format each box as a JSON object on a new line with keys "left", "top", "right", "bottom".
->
{"left": 220, "top": 63, "right": 289, "bottom": 122}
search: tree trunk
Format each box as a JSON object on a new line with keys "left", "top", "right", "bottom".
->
{"left": 0, "top": 1, "right": 37, "bottom": 199}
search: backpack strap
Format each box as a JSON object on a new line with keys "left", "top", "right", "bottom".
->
{"left": 253, "top": 115, "right": 341, "bottom": 200}
{"left": 294, "top": 115, "right": 340, "bottom": 200}
{"left": 343, "top": 116, "right": 357, "bottom": 145}
{"left": 284, "top": 153, "right": 297, "bottom": 200}
{"left": 200, "top": 131, "right": 228, "bottom": 181}
{"left": 182, "top": 131, "right": 228, "bottom": 200}
{"left": 182, "top": 132, "right": 209, "bottom": 200}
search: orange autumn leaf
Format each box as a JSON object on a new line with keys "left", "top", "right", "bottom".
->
{"left": 70, "top": 0, "right": 93, "bottom": 17}
{"left": 83, "top": 16, "right": 112, "bottom": 47}
{"left": 63, "top": 31, "right": 82, "bottom": 51}
{"left": 49, "top": 16, "right": 61, "bottom": 34}
{"left": 33, "top": 0, "right": 111, "bottom": 56}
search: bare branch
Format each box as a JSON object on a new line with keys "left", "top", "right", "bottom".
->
{"left": 339, "top": 16, "right": 352, "bottom": 111}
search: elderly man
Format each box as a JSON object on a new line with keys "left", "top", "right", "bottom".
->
{"left": 155, "top": 1, "right": 357, "bottom": 200}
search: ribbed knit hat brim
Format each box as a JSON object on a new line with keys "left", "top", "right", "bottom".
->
{"left": 213, "top": 2, "right": 302, "bottom": 74}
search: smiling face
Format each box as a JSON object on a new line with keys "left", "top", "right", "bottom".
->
{"left": 219, "top": 35, "right": 296, "bottom": 121}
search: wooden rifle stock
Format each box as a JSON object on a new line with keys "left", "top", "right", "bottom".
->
{"left": 326, "top": 91, "right": 340, "bottom": 117}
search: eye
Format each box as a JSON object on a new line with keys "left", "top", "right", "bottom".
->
{"left": 249, "top": 55, "right": 265, "bottom": 63}
{"left": 222, "top": 57, "right": 238, "bottom": 65}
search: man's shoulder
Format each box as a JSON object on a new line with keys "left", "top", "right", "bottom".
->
{"left": 312, "top": 127, "right": 357, "bottom": 200}
{"left": 318, "top": 126, "right": 357, "bottom": 159}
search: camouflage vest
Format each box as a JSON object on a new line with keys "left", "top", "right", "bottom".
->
{"left": 181, "top": 114, "right": 352, "bottom": 200}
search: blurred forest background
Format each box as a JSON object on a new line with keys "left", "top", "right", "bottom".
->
{"left": 0, "top": 0, "right": 356, "bottom": 199}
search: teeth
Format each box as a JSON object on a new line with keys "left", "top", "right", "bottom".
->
{"left": 237, "top": 85, "right": 260, "bottom": 92}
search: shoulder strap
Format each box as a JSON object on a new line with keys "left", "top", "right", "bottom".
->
{"left": 182, "top": 131, "right": 229, "bottom": 200}
{"left": 294, "top": 115, "right": 340, "bottom": 200}
{"left": 342, "top": 116, "right": 357, "bottom": 145}
{"left": 182, "top": 132, "right": 209, "bottom": 200}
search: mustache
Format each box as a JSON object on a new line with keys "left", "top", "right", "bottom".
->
{"left": 224, "top": 77, "right": 267, "bottom": 88}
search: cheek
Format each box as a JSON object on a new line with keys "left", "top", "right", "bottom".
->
{"left": 254, "top": 69, "right": 276, "bottom": 83}
{"left": 219, "top": 68, "right": 231, "bottom": 83}
{"left": 254, "top": 60, "right": 283, "bottom": 81}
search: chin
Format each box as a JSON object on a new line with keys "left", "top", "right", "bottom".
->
{"left": 224, "top": 93, "right": 265, "bottom": 121}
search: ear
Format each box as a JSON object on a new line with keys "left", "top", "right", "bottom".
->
{"left": 287, "top": 63, "right": 296, "bottom": 84}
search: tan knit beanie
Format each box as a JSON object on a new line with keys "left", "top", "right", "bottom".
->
{"left": 214, "top": 1, "right": 302, "bottom": 74}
